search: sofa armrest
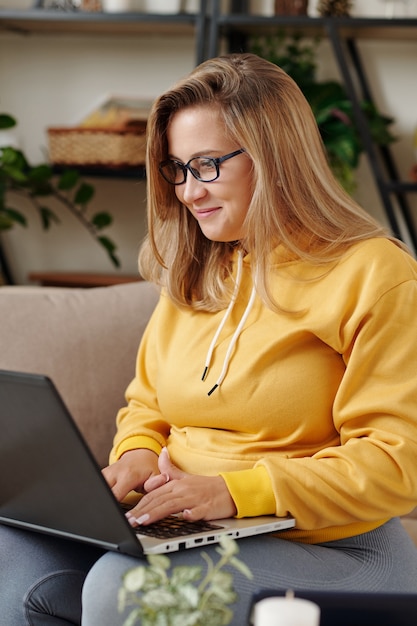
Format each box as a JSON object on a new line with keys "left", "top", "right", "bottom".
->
{"left": 0, "top": 281, "right": 159, "bottom": 467}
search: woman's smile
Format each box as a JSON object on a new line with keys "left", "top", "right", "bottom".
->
{"left": 194, "top": 206, "right": 222, "bottom": 218}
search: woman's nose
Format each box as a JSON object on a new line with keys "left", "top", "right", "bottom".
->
{"left": 180, "top": 175, "right": 208, "bottom": 204}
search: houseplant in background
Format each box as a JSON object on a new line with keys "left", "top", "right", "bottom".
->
{"left": 0, "top": 113, "right": 120, "bottom": 269}
{"left": 118, "top": 535, "right": 253, "bottom": 626}
{"left": 249, "top": 33, "right": 396, "bottom": 193}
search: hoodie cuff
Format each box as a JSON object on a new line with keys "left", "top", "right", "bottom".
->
{"left": 110, "top": 436, "right": 163, "bottom": 464}
{"left": 219, "top": 465, "right": 276, "bottom": 518}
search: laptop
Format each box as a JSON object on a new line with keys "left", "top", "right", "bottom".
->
{"left": 0, "top": 369, "right": 295, "bottom": 557}
{"left": 249, "top": 589, "right": 417, "bottom": 626}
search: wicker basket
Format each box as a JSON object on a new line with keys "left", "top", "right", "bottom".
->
{"left": 48, "top": 124, "right": 147, "bottom": 169}
{"left": 274, "top": 0, "right": 308, "bottom": 14}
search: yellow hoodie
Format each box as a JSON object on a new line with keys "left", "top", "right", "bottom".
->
{"left": 110, "top": 238, "right": 417, "bottom": 543}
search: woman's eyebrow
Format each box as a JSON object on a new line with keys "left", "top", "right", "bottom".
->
{"left": 167, "top": 149, "right": 223, "bottom": 161}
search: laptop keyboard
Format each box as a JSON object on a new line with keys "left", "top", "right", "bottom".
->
{"left": 135, "top": 515, "right": 223, "bottom": 539}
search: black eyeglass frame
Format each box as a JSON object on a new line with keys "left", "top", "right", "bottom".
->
{"left": 158, "top": 148, "right": 246, "bottom": 185}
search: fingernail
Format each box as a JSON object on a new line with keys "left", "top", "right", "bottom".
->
{"left": 136, "top": 513, "right": 150, "bottom": 525}
{"left": 164, "top": 473, "right": 170, "bottom": 483}
{"left": 127, "top": 516, "right": 137, "bottom": 527}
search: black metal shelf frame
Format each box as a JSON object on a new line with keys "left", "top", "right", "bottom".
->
{"left": 205, "top": 2, "right": 417, "bottom": 249}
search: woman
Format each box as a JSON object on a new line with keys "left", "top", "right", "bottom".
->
{"left": 3, "top": 53, "right": 417, "bottom": 625}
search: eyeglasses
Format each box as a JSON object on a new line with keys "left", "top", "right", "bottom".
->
{"left": 158, "top": 149, "right": 246, "bottom": 185}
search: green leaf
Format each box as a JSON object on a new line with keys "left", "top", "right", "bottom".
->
{"left": 177, "top": 583, "right": 199, "bottom": 608}
{"left": 123, "top": 566, "right": 147, "bottom": 593}
{"left": 39, "top": 206, "right": 60, "bottom": 230}
{"left": 0, "top": 146, "right": 28, "bottom": 169}
{"left": 92, "top": 211, "right": 112, "bottom": 230}
{"left": 172, "top": 611, "right": 202, "bottom": 626}
{"left": 217, "top": 534, "right": 239, "bottom": 556}
{"left": 2, "top": 165, "right": 28, "bottom": 184}
{"left": 98, "top": 235, "right": 120, "bottom": 268}
{"left": 304, "top": 81, "right": 348, "bottom": 113}
{"left": 28, "top": 164, "right": 53, "bottom": 184}
{"left": 122, "top": 607, "right": 143, "bottom": 626}
{"left": 362, "top": 102, "right": 396, "bottom": 145}
{"left": 147, "top": 554, "right": 171, "bottom": 572}
{"left": 2, "top": 207, "right": 27, "bottom": 227}
{"left": 0, "top": 212, "right": 14, "bottom": 230}
{"left": 171, "top": 566, "right": 202, "bottom": 587}
{"left": 58, "top": 169, "right": 80, "bottom": 190}
{"left": 30, "top": 182, "right": 54, "bottom": 196}
{"left": 0, "top": 114, "right": 16, "bottom": 130}
{"left": 326, "top": 134, "right": 361, "bottom": 168}
{"left": 229, "top": 555, "right": 254, "bottom": 579}
{"left": 142, "top": 588, "right": 178, "bottom": 610}
{"left": 74, "top": 182, "right": 94, "bottom": 205}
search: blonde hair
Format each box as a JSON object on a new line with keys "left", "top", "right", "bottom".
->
{"left": 139, "top": 53, "right": 399, "bottom": 312}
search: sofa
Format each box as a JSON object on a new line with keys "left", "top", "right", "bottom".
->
{"left": 1, "top": 280, "right": 416, "bottom": 545}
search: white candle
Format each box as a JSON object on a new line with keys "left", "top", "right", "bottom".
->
{"left": 254, "top": 593, "right": 321, "bottom": 626}
{"left": 102, "top": 0, "right": 132, "bottom": 12}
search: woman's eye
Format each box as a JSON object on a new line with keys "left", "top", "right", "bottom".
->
{"left": 199, "top": 158, "right": 216, "bottom": 171}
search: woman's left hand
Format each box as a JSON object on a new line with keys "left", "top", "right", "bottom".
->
{"left": 125, "top": 447, "right": 237, "bottom": 527}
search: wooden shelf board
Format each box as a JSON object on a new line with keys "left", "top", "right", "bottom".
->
{"left": 28, "top": 271, "right": 142, "bottom": 288}
{"left": 217, "top": 16, "right": 417, "bottom": 41}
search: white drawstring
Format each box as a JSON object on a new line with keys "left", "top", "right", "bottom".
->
{"left": 201, "top": 250, "right": 256, "bottom": 396}
{"left": 201, "top": 250, "right": 244, "bottom": 382}
{"left": 207, "top": 285, "right": 256, "bottom": 396}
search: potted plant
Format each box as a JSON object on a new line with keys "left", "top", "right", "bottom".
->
{"left": 249, "top": 33, "right": 396, "bottom": 193}
{"left": 0, "top": 113, "right": 120, "bottom": 272}
{"left": 118, "top": 535, "right": 253, "bottom": 626}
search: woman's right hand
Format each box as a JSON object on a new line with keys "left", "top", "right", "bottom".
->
{"left": 102, "top": 449, "right": 160, "bottom": 502}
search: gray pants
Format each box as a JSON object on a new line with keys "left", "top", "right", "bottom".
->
{"left": 1, "top": 518, "right": 417, "bottom": 625}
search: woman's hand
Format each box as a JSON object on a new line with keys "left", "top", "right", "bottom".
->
{"left": 102, "top": 448, "right": 159, "bottom": 502}
{"left": 126, "top": 447, "right": 237, "bottom": 526}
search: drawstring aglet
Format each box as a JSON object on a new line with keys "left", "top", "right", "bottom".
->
{"left": 201, "top": 366, "right": 209, "bottom": 381}
{"left": 207, "top": 384, "right": 218, "bottom": 396}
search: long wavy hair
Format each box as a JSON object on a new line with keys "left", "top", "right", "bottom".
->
{"left": 139, "top": 52, "right": 399, "bottom": 312}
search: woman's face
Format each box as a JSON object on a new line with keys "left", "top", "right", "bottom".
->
{"left": 166, "top": 105, "right": 253, "bottom": 242}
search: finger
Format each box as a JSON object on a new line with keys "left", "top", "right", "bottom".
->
{"left": 157, "top": 447, "right": 173, "bottom": 474}
{"left": 102, "top": 466, "right": 116, "bottom": 489}
{"left": 143, "top": 471, "right": 170, "bottom": 493}
{"left": 128, "top": 491, "right": 188, "bottom": 526}
{"left": 158, "top": 447, "right": 185, "bottom": 481}
{"left": 102, "top": 467, "right": 127, "bottom": 500}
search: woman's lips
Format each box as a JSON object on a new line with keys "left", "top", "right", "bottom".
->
{"left": 195, "top": 207, "right": 221, "bottom": 218}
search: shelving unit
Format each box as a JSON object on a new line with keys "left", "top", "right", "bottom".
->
{"left": 205, "top": 2, "right": 417, "bottom": 249}
{"left": 1, "top": 3, "right": 417, "bottom": 284}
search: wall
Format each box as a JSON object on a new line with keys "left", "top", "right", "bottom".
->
{"left": 0, "top": 6, "right": 416, "bottom": 283}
